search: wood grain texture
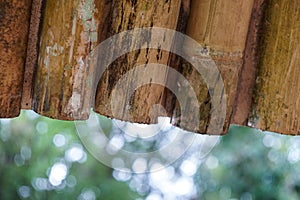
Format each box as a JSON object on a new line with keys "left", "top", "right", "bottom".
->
{"left": 172, "top": 0, "right": 255, "bottom": 134}
{"left": 33, "top": 0, "right": 111, "bottom": 120}
{"left": 94, "top": 0, "right": 181, "bottom": 124}
{"left": 0, "top": 0, "right": 32, "bottom": 118}
{"left": 21, "top": 0, "right": 44, "bottom": 109}
{"left": 231, "top": 0, "right": 266, "bottom": 125}
{"left": 249, "top": 0, "right": 300, "bottom": 135}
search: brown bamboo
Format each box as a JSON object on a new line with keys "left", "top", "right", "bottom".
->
{"left": 32, "top": 0, "right": 111, "bottom": 120}
{"left": 172, "top": 0, "right": 255, "bottom": 134}
{"left": 0, "top": 0, "right": 32, "bottom": 117}
{"left": 249, "top": 0, "right": 300, "bottom": 135}
{"left": 21, "top": 0, "right": 44, "bottom": 110}
{"left": 231, "top": 0, "right": 266, "bottom": 126}
{"left": 94, "top": 0, "right": 182, "bottom": 124}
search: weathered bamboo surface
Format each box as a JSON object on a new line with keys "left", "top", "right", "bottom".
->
{"left": 21, "top": 0, "right": 44, "bottom": 109}
{"left": 94, "top": 0, "right": 182, "bottom": 124}
{"left": 231, "top": 0, "right": 266, "bottom": 125}
{"left": 0, "top": 0, "right": 32, "bottom": 117}
{"left": 1, "top": 0, "right": 300, "bottom": 135}
{"left": 249, "top": 0, "right": 300, "bottom": 135}
{"left": 171, "top": 0, "right": 255, "bottom": 134}
{"left": 32, "top": 0, "right": 110, "bottom": 120}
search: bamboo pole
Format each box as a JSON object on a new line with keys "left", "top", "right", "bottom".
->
{"left": 0, "top": 0, "right": 32, "bottom": 117}
{"left": 32, "top": 0, "right": 110, "bottom": 120}
{"left": 231, "top": 0, "right": 266, "bottom": 125}
{"left": 171, "top": 0, "right": 255, "bottom": 134}
{"left": 94, "top": 0, "right": 182, "bottom": 124}
{"left": 249, "top": 0, "right": 300, "bottom": 135}
{"left": 21, "top": 0, "right": 44, "bottom": 110}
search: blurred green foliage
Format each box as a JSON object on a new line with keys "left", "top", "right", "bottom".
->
{"left": 0, "top": 111, "right": 139, "bottom": 200}
{"left": 196, "top": 126, "right": 300, "bottom": 200}
{"left": 0, "top": 111, "right": 300, "bottom": 199}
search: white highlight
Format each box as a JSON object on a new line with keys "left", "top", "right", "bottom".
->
{"left": 65, "top": 144, "right": 86, "bottom": 163}
{"left": 53, "top": 134, "right": 67, "bottom": 147}
{"left": 49, "top": 163, "right": 68, "bottom": 186}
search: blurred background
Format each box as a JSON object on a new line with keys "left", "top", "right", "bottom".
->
{"left": 1, "top": 110, "right": 300, "bottom": 200}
